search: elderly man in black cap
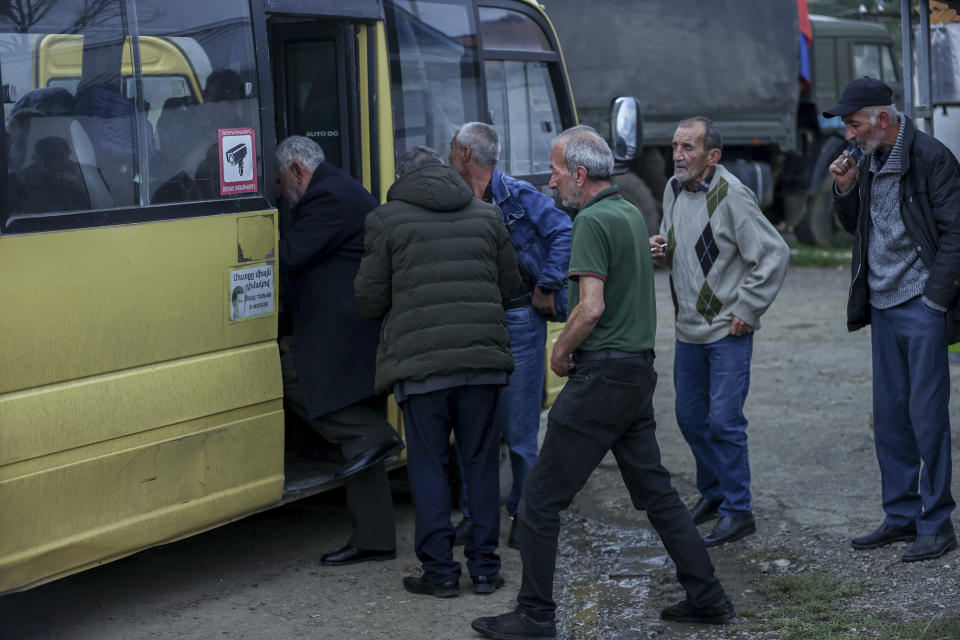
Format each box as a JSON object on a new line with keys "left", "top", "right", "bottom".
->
{"left": 826, "top": 77, "right": 960, "bottom": 562}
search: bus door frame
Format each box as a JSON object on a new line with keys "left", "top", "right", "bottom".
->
{"left": 252, "top": 0, "right": 383, "bottom": 206}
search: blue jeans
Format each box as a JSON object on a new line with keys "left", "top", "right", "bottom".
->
{"left": 674, "top": 334, "right": 753, "bottom": 515}
{"left": 461, "top": 304, "right": 546, "bottom": 518}
{"left": 402, "top": 384, "right": 501, "bottom": 583}
{"left": 871, "top": 297, "right": 955, "bottom": 535}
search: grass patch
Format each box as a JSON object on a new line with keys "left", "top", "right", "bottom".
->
{"left": 788, "top": 243, "right": 852, "bottom": 268}
{"left": 758, "top": 571, "right": 862, "bottom": 607}
{"left": 877, "top": 616, "right": 960, "bottom": 640}
{"left": 746, "top": 572, "right": 865, "bottom": 639}
{"left": 746, "top": 571, "right": 960, "bottom": 639}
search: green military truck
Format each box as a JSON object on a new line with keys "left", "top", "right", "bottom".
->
{"left": 549, "top": 1, "right": 901, "bottom": 246}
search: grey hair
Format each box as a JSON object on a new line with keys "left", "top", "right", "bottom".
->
{"left": 396, "top": 145, "right": 445, "bottom": 178}
{"left": 276, "top": 135, "right": 325, "bottom": 173}
{"left": 453, "top": 122, "right": 500, "bottom": 167}
{"left": 863, "top": 104, "right": 898, "bottom": 125}
{"left": 678, "top": 116, "right": 722, "bottom": 151}
{"left": 555, "top": 124, "right": 614, "bottom": 180}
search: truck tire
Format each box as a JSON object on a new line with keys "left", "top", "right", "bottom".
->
{"left": 616, "top": 170, "right": 661, "bottom": 234}
{"left": 794, "top": 172, "right": 839, "bottom": 247}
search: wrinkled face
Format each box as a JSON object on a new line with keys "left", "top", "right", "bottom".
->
{"left": 548, "top": 142, "right": 579, "bottom": 209}
{"left": 276, "top": 164, "right": 306, "bottom": 207}
{"left": 672, "top": 123, "right": 712, "bottom": 186}
{"left": 448, "top": 138, "right": 467, "bottom": 177}
{"left": 842, "top": 109, "right": 886, "bottom": 154}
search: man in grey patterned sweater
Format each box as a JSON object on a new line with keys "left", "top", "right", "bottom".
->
{"left": 827, "top": 77, "right": 960, "bottom": 562}
{"left": 650, "top": 117, "right": 789, "bottom": 548}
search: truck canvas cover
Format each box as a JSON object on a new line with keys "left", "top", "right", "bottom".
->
{"left": 549, "top": 0, "right": 800, "bottom": 150}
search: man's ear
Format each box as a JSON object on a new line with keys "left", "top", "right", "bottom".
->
{"left": 574, "top": 165, "right": 588, "bottom": 186}
{"left": 877, "top": 109, "right": 892, "bottom": 129}
{"left": 706, "top": 148, "right": 722, "bottom": 167}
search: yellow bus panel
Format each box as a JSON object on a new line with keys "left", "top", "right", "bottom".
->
{"left": 0, "top": 212, "right": 284, "bottom": 593}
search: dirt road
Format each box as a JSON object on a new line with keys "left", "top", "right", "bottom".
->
{"left": 2, "top": 266, "right": 958, "bottom": 639}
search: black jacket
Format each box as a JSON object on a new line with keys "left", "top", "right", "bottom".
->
{"left": 280, "top": 162, "right": 381, "bottom": 417}
{"left": 834, "top": 115, "right": 960, "bottom": 343}
{"left": 353, "top": 163, "right": 523, "bottom": 394}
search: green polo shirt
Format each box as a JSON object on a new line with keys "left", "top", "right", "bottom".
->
{"left": 567, "top": 186, "right": 657, "bottom": 352}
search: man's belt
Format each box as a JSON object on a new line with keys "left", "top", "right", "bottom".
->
{"left": 574, "top": 348, "right": 652, "bottom": 362}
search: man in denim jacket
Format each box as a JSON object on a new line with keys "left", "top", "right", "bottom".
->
{"left": 450, "top": 122, "right": 572, "bottom": 548}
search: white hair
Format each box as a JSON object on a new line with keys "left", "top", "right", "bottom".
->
{"left": 555, "top": 124, "right": 614, "bottom": 180}
{"left": 453, "top": 122, "right": 500, "bottom": 167}
{"left": 863, "top": 104, "right": 898, "bottom": 125}
{"left": 276, "top": 135, "right": 325, "bottom": 173}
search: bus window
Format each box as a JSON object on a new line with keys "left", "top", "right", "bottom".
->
{"left": 0, "top": 0, "right": 261, "bottom": 234}
{"left": 479, "top": 6, "right": 563, "bottom": 178}
{"left": 1, "top": 0, "right": 137, "bottom": 219}
{"left": 139, "top": 0, "right": 259, "bottom": 205}
{"left": 485, "top": 60, "right": 560, "bottom": 176}
{"left": 385, "top": 0, "right": 483, "bottom": 155}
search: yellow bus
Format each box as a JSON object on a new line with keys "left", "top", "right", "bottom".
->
{"left": 0, "top": 0, "right": 639, "bottom": 595}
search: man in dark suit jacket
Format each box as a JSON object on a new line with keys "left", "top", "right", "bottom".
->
{"left": 276, "top": 135, "right": 403, "bottom": 566}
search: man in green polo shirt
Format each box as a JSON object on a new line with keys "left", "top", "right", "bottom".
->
{"left": 472, "top": 126, "right": 735, "bottom": 640}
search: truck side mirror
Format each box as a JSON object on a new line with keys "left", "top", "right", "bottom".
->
{"left": 609, "top": 96, "right": 643, "bottom": 161}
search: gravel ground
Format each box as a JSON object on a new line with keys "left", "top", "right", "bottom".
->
{"left": 2, "top": 265, "right": 957, "bottom": 640}
{"left": 555, "top": 265, "right": 960, "bottom": 638}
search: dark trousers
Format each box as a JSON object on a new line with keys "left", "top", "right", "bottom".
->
{"left": 401, "top": 384, "right": 501, "bottom": 584}
{"left": 871, "top": 297, "right": 955, "bottom": 535}
{"left": 282, "top": 350, "right": 396, "bottom": 550}
{"left": 516, "top": 353, "right": 726, "bottom": 622}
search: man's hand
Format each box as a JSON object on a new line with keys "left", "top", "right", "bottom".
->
{"left": 550, "top": 348, "right": 574, "bottom": 377}
{"left": 532, "top": 286, "right": 557, "bottom": 316}
{"left": 729, "top": 315, "right": 754, "bottom": 337}
{"left": 649, "top": 234, "right": 667, "bottom": 260}
{"left": 829, "top": 149, "right": 858, "bottom": 195}
{"left": 279, "top": 335, "right": 294, "bottom": 354}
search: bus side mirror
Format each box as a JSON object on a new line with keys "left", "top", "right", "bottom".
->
{"left": 609, "top": 96, "right": 643, "bottom": 161}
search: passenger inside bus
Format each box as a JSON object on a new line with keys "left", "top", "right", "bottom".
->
{"left": 6, "top": 86, "right": 114, "bottom": 215}
{"left": 9, "top": 136, "right": 92, "bottom": 214}
{"left": 153, "top": 69, "right": 250, "bottom": 202}
{"left": 6, "top": 88, "right": 76, "bottom": 170}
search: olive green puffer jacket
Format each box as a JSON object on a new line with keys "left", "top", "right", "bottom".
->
{"left": 354, "top": 163, "right": 523, "bottom": 394}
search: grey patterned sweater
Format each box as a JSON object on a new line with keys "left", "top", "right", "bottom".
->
{"left": 866, "top": 115, "right": 931, "bottom": 309}
{"left": 660, "top": 164, "right": 790, "bottom": 344}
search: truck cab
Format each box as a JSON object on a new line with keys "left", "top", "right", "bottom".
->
{"left": 791, "top": 15, "right": 903, "bottom": 246}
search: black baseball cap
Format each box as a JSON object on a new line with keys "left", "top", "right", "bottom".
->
{"left": 822, "top": 77, "right": 893, "bottom": 118}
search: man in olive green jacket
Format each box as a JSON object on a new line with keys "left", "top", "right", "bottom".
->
{"left": 354, "top": 146, "right": 522, "bottom": 599}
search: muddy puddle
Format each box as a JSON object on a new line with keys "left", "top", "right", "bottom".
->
{"left": 554, "top": 509, "right": 670, "bottom": 638}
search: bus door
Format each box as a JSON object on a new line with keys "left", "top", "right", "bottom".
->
{"left": 265, "top": 16, "right": 387, "bottom": 496}
{"left": 271, "top": 22, "right": 358, "bottom": 176}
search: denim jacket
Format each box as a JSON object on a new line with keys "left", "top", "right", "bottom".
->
{"left": 491, "top": 169, "right": 572, "bottom": 320}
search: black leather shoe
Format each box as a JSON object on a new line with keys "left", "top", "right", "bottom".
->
{"left": 472, "top": 572, "right": 505, "bottom": 594}
{"left": 453, "top": 517, "right": 472, "bottom": 547}
{"left": 703, "top": 513, "right": 756, "bottom": 547}
{"left": 660, "top": 598, "right": 736, "bottom": 624}
{"left": 850, "top": 523, "right": 917, "bottom": 550}
{"left": 320, "top": 544, "right": 395, "bottom": 566}
{"left": 471, "top": 608, "right": 557, "bottom": 639}
{"left": 402, "top": 575, "right": 459, "bottom": 598}
{"left": 507, "top": 513, "right": 519, "bottom": 549}
{"left": 337, "top": 435, "right": 404, "bottom": 479}
{"left": 689, "top": 497, "right": 723, "bottom": 525}
{"left": 901, "top": 532, "right": 957, "bottom": 562}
